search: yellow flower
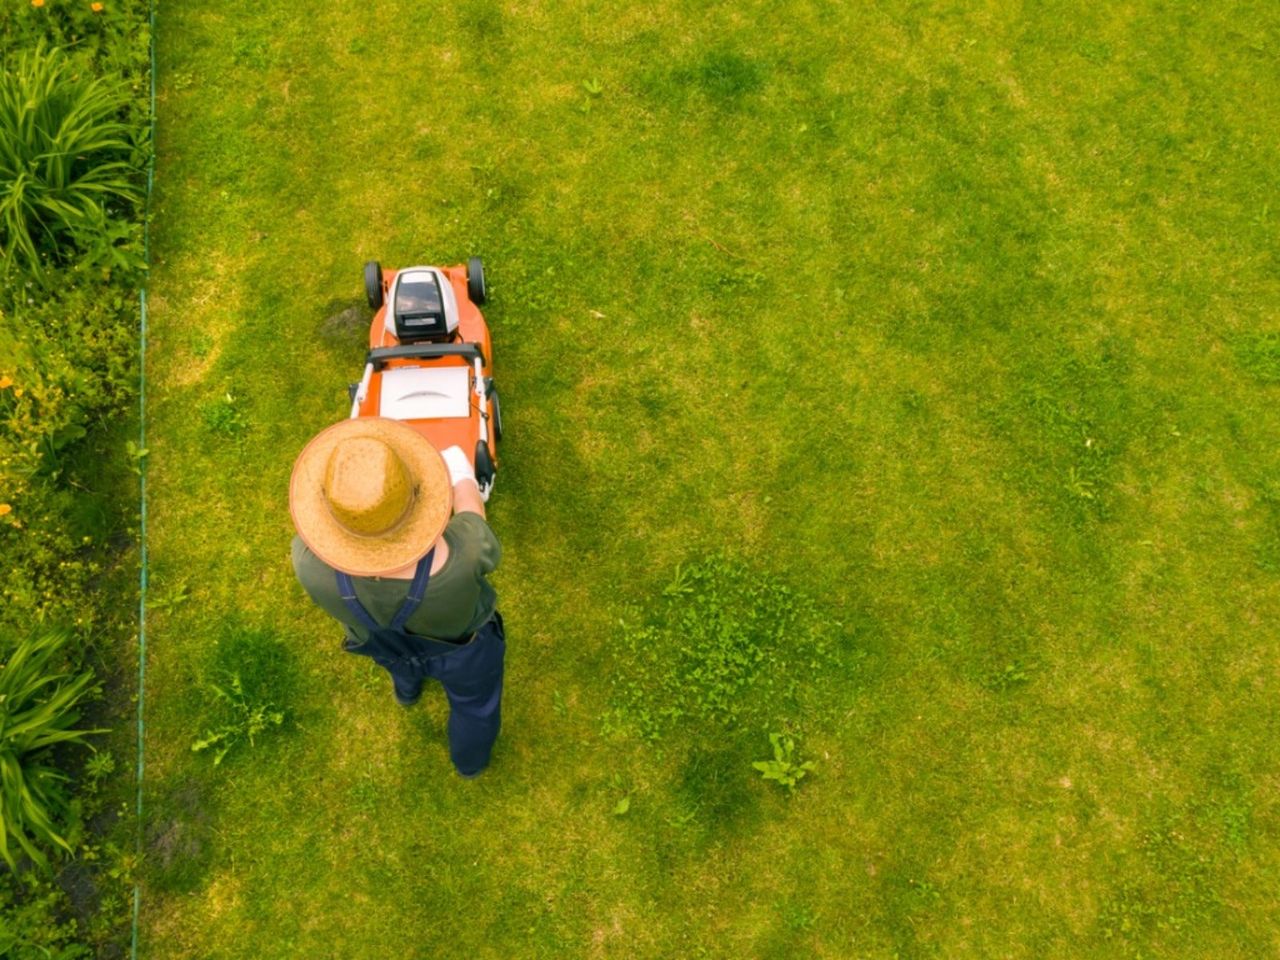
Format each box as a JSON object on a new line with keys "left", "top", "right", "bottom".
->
{"left": 31, "top": 0, "right": 45, "bottom": 7}
{"left": 0, "top": 505, "right": 11, "bottom": 517}
{"left": 13, "top": 388, "right": 23, "bottom": 398}
{"left": 91, "top": 1, "right": 104, "bottom": 9}
{"left": 0, "top": 376, "right": 11, "bottom": 390}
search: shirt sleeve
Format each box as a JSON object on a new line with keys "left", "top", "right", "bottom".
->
{"left": 449, "top": 511, "right": 502, "bottom": 575}
{"left": 291, "top": 535, "right": 349, "bottom": 625}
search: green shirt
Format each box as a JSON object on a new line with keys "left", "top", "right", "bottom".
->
{"left": 291, "top": 511, "right": 501, "bottom": 643}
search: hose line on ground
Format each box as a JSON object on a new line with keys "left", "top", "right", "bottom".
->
{"left": 131, "top": 0, "right": 157, "bottom": 955}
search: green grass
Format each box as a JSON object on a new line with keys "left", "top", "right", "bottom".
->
{"left": 139, "top": 1, "right": 1280, "bottom": 956}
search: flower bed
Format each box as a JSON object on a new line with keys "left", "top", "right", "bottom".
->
{"left": 0, "top": 1, "right": 150, "bottom": 953}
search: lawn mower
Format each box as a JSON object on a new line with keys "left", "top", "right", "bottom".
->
{"left": 348, "top": 257, "right": 501, "bottom": 499}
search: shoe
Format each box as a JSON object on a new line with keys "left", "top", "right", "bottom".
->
{"left": 393, "top": 679, "right": 422, "bottom": 707}
{"left": 456, "top": 766, "right": 486, "bottom": 779}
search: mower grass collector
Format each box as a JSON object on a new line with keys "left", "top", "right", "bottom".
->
{"left": 349, "top": 257, "right": 501, "bottom": 498}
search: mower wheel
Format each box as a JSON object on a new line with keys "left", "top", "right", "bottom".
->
{"left": 489, "top": 386, "right": 503, "bottom": 443}
{"left": 467, "top": 256, "right": 487, "bottom": 305}
{"left": 474, "top": 439, "right": 496, "bottom": 488}
{"left": 364, "top": 261, "right": 384, "bottom": 310}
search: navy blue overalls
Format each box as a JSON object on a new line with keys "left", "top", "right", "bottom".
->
{"left": 336, "top": 548, "right": 505, "bottom": 776}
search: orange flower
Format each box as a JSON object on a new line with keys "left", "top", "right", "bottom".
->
{"left": 0, "top": 376, "right": 11, "bottom": 390}
{"left": 0, "top": 505, "right": 11, "bottom": 517}
{"left": 91, "top": 1, "right": 104, "bottom": 9}
{"left": 31, "top": 0, "right": 45, "bottom": 7}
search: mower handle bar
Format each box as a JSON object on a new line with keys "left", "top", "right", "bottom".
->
{"left": 366, "top": 343, "right": 486, "bottom": 370}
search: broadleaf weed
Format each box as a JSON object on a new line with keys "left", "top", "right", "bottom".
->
{"left": 751, "top": 732, "right": 816, "bottom": 793}
{"left": 602, "top": 555, "right": 840, "bottom": 742}
{"left": 191, "top": 672, "right": 284, "bottom": 765}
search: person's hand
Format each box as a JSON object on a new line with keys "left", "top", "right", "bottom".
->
{"left": 440, "top": 445, "right": 476, "bottom": 486}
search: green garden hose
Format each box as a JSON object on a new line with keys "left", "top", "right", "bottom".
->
{"left": 131, "top": 0, "right": 157, "bottom": 955}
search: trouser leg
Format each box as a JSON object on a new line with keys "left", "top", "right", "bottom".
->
{"left": 432, "top": 612, "right": 506, "bottom": 775}
{"left": 344, "top": 629, "right": 423, "bottom": 704}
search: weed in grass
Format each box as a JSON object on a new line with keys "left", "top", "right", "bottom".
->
{"left": 186, "top": 330, "right": 215, "bottom": 359}
{"left": 189, "top": 626, "right": 297, "bottom": 765}
{"left": 982, "top": 656, "right": 1037, "bottom": 693}
{"left": 347, "top": 775, "right": 381, "bottom": 817}
{"left": 1096, "top": 812, "right": 1226, "bottom": 954}
{"left": 231, "top": 30, "right": 276, "bottom": 71}
{"left": 780, "top": 901, "right": 816, "bottom": 931}
{"left": 602, "top": 555, "right": 841, "bottom": 742}
{"left": 123, "top": 440, "right": 148, "bottom": 475}
{"left": 147, "top": 579, "right": 190, "bottom": 613}
{"left": 752, "top": 732, "right": 816, "bottom": 794}
{"left": 190, "top": 672, "right": 284, "bottom": 765}
{"left": 201, "top": 391, "right": 248, "bottom": 438}
{"left": 716, "top": 262, "right": 766, "bottom": 291}
{"left": 988, "top": 335, "right": 1138, "bottom": 525}
{"left": 83, "top": 751, "right": 115, "bottom": 784}
{"left": 1231, "top": 331, "right": 1280, "bottom": 383}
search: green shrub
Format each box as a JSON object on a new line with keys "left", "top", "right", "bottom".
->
{"left": 0, "top": 41, "right": 144, "bottom": 282}
{"left": 0, "top": 278, "right": 138, "bottom": 630}
{"left": 0, "top": 627, "right": 104, "bottom": 872}
{"left": 0, "top": 874, "right": 91, "bottom": 960}
{"left": 0, "top": 0, "right": 150, "bottom": 81}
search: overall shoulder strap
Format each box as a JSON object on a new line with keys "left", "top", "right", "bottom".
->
{"left": 335, "top": 569, "right": 381, "bottom": 631}
{"left": 335, "top": 548, "right": 435, "bottom": 633}
{"left": 390, "top": 548, "right": 435, "bottom": 631}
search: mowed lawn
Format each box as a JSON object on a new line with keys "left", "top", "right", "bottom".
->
{"left": 138, "top": 1, "right": 1279, "bottom": 957}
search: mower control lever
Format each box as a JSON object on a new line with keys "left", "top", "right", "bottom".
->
{"left": 367, "top": 343, "right": 486, "bottom": 371}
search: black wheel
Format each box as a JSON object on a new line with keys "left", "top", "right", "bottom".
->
{"left": 474, "top": 439, "right": 495, "bottom": 487}
{"left": 364, "top": 261, "right": 384, "bottom": 310}
{"left": 489, "top": 386, "right": 503, "bottom": 443}
{"left": 467, "top": 256, "right": 487, "bottom": 305}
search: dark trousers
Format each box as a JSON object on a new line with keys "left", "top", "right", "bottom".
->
{"left": 344, "top": 612, "right": 505, "bottom": 775}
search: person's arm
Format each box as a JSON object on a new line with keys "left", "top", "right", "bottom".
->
{"left": 440, "top": 446, "right": 486, "bottom": 520}
{"left": 451, "top": 477, "right": 485, "bottom": 519}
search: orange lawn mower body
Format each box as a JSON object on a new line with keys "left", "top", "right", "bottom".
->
{"left": 348, "top": 257, "right": 501, "bottom": 499}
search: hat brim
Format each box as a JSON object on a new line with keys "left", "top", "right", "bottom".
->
{"left": 290, "top": 418, "right": 452, "bottom": 577}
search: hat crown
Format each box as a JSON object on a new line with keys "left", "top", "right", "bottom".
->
{"left": 323, "top": 436, "right": 413, "bottom": 537}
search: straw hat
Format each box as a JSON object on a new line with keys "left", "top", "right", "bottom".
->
{"left": 290, "top": 418, "right": 452, "bottom": 577}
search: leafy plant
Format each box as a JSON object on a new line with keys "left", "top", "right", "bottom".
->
{"left": 148, "top": 579, "right": 190, "bottom": 613}
{"left": 0, "top": 627, "right": 104, "bottom": 872}
{"left": 0, "top": 872, "right": 92, "bottom": 959}
{"left": 603, "top": 555, "right": 840, "bottom": 741}
{"left": 0, "top": 42, "right": 144, "bottom": 282}
{"left": 124, "top": 438, "right": 148, "bottom": 475}
{"left": 984, "top": 656, "right": 1035, "bottom": 692}
{"left": 1232, "top": 330, "right": 1280, "bottom": 383}
{"left": 202, "top": 391, "right": 248, "bottom": 437}
{"left": 751, "top": 732, "right": 815, "bottom": 793}
{"left": 191, "top": 672, "right": 284, "bottom": 765}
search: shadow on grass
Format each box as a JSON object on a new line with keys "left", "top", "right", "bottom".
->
{"left": 673, "top": 741, "right": 762, "bottom": 838}
{"left": 145, "top": 623, "right": 301, "bottom": 894}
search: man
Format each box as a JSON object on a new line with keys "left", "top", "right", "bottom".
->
{"left": 289, "top": 417, "right": 504, "bottom": 778}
